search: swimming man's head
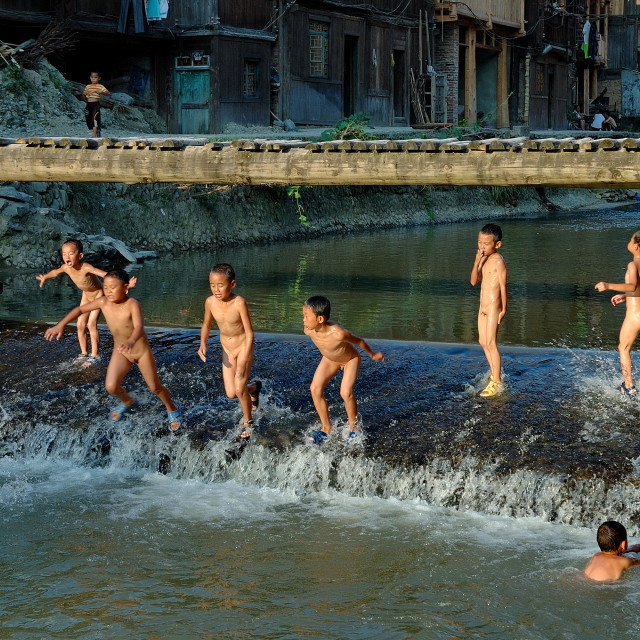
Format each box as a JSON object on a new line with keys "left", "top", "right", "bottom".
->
{"left": 597, "top": 521, "right": 627, "bottom": 552}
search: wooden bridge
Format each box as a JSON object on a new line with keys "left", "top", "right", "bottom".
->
{"left": 1, "top": 135, "right": 640, "bottom": 188}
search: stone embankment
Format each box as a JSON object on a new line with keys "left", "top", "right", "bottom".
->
{"left": 1, "top": 179, "right": 636, "bottom": 271}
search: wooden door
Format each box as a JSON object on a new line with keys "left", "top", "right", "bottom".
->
{"left": 176, "top": 70, "right": 210, "bottom": 134}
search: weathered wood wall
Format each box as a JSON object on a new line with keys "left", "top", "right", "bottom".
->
{"left": 1, "top": 136, "right": 640, "bottom": 188}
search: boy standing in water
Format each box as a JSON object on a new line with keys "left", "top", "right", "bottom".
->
{"left": 302, "top": 295, "right": 384, "bottom": 443}
{"left": 37, "top": 239, "right": 137, "bottom": 363}
{"left": 595, "top": 231, "right": 640, "bottom": 396}
{"left": 198, "top": 264, "right": 261, "bottom": 440}
{"left": 584, "top": 521, "right": 640, "bottom": 581}
{"left": 470, "top": 223, "right": 507, "bottom": 397}
{"left": 44, "top": 269, "right": 182, "bottom": 431}
{"left": 83, "top": 71, "right": 110, "bottom": 137}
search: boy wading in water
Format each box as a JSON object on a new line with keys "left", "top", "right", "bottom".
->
{"left": 44, "top": 269, "right": 182, "bottom": 431}
{"left": 595, "top": 231, "right": 640, "bottom": 396}
{"left": 584, "top": 521, "right": 640, "bottom": 581}
{"left": 198, "top": 264, "right": 261, "bottom": 441}
{"left": 83, "top": 71, "right": 110, "bottom": 137}
{"left": 37, "top": 239, "right": 137, "bottom": 364}
{"left": 470, "top": 224, "right": 507, "bottom": 397}
{"left": 302, "top": 295, "right": 384, "bottom": 443}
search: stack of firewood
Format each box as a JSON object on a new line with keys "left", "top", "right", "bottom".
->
{"left": 0, "top": 21, "right": 76, "bottom": 69}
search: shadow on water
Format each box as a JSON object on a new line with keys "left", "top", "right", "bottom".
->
{"left": 3, "top": 320, "right": 640, "bottom": 533}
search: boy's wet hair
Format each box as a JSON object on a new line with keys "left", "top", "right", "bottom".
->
{"left": 597, "top": 520, "right": 627, "bottom": 552}
{"left": 210, "top": 263, "right": 235, "bottom": 281}
{"left": 481, "top": 223, "right": 503, "bottom": 242}
{"left": 104, "top": 268, "right": 130, "bottom": 284}
{"left": 62, "top": 239, "right": 83, "bottom": 253}
{"left": 304, "top": 295, "right": 331, "bottom": 320}
{"left": 633, "top": 231, "right": 640, "bottom": 245}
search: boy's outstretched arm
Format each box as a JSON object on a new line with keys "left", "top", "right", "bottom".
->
{"left": 345, "top": 331, "right": 385, "bottom": 361}
{"left": 44, "top": 299, "right": 104, "bottom": 341}
{"left": 595, "top": 262, "right": 639, "bottom": 294}
{"left": 470, "top": 250, "right": 486, "bottom": 286}
{"left": 82, "top": 263, "right": 138, "bottom": 289}
{"left": 36, "top": 266, "right": 64, "bottom": 287}
{"left": 197, "top": 301, "right": 213, "bottom": 362}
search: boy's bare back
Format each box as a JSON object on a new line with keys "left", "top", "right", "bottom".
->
{"left": 584, "top": 550, "right": 640, "bottom": 581}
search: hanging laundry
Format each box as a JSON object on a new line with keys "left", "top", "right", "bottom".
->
{"left": 582, "top": 19, "right": 590, "bottom": 45}
{"left": 145, "top": 0, "right": 168, "bottom": 20}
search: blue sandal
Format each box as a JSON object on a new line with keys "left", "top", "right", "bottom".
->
{"left": 167, "top": 407, "right": 182, "bottom": 432}
{"left": 109, "top": 400, "right": 137, "bottom": 422}
{"left": 309, "top": 429, "right": 328, "bottom": 444}
{"left": 620, "top": 383, "right": 638, "bottom": 397}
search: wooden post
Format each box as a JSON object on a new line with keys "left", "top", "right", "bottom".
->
{"left": 496, "top": 37, "right": 508, "bottom": 128}
{"left": 464, "top": 27, "right": 477, "bottom": 123}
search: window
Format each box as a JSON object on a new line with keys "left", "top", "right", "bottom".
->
{"left": 309, "top": 21, "right": 329, "bottom": 78}
{"left": 244, "top": 60, "right": 259, "bottom": 98}
{"left": 534, "top": 63, "right": 545, "bottom": 95}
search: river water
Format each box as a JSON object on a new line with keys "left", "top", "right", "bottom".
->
{"left": 3, "top": 206, "right": 640, "bottom": 638}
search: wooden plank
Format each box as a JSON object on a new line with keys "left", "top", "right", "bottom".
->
{"left": 539, "top": 139, "right": 562, "bottom": 151}
{"left": 599, "top": 139, "right": 622, "bottom": 150}
{"left": 559, "top": 140, "right": 579, "bottom": 151}
{"left": 468, "top": 138, "right": 506, "bottom": 151}
{"left": 622, "top": 138, "right": 640, "bottom": 150}
{"left": 2, "top": 143, "right": 640, "bottom": 187}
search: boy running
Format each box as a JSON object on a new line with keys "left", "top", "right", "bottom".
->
{"left": 595, "top": 231, "right": 640, "bottom": 396}
{"left": 37, "top": 239, "right": 137, "bottom": 363}
{"left": 83, "top": 71, "right": 110, "bottom": 137}
{"left": 470, "top": 223, "right": 507, "bottom": 397}
{"left": 198, "top": 264, "right": 261, "bottom": 440}
{"left": 44, "top": 268, "right": 181, "bottom": 431}
{"left": 302, "top": 295, "right": 384, "bottom": 443}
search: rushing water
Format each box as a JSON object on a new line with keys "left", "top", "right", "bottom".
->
{"left": 3, "top": 206, "right": 640, "bottom": 638}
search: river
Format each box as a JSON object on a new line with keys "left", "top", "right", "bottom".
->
{"left": 2, "top": 206, "right": 640, "bottom": 638}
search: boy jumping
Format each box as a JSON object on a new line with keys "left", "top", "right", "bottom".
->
{"left": 584, "top": 520, "right": 640, "bottom": 581}
{"left": 37, "top": 239, "right": 136, "bottom": 363}
{"left": 302, "top": 295, "right": 384, "bottom": 443}
{"left": 198, "top": 264, "right": 261, "bottom": 440}
{"left": 44, "top": 269, "right": 181, "bottom": 431}
{"left": 470, "top": 223, "right": 507, "bottom": 397}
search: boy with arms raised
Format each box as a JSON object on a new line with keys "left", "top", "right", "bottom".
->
{"left": 198, "top": 264, "right": 261, "bottom": 440}
{"left": 584, "top": 520, "right": 640, "bottom": 581}
{"left": 302, "top": 295, "right": 384, "bottom": 443}
{"left": 37, "top": 239, "right": 137, "bottom": 363}
{"left": 44, "top": 269, "right": 181, "bottom": 431}
{"left": 470, "top": 223, "right": 507, "bottom": 397}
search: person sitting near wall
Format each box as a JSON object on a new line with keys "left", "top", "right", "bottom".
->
{"left": 590, "top": 109, "right": 605, "bottom": 131}
{"left": 571, "top": 105, "right": 587, "bottom": 130}
{"left": 603, "top": 111, "right": 618, "bottom": 131}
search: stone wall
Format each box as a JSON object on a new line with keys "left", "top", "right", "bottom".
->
{"left": 0, "top": 180, "right": 633, "bottom": 271}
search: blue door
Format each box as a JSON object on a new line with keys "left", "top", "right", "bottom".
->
{"left": 176, "top": 69, "right": 210, "bottom": 134}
